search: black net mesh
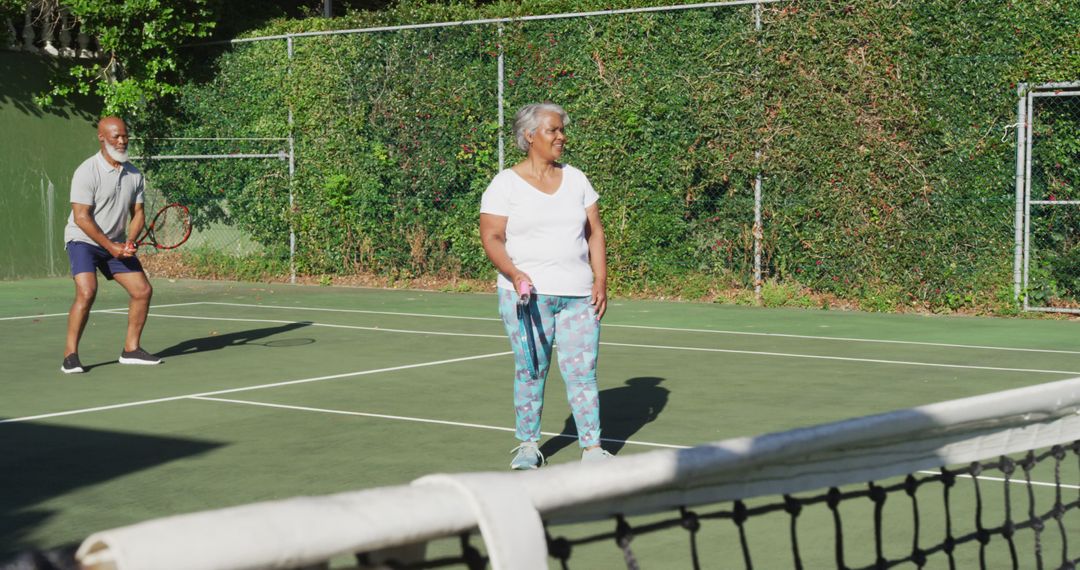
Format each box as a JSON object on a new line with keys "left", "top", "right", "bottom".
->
{"left": 352, "top": 442, "right": 1080, "bottom": 570}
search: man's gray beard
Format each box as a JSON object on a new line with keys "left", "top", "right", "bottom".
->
{"left": 104, "top": 143, "right": 129, "bottom": 163}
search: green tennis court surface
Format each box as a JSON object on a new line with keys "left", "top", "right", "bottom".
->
{"left": 2, "top": 278, "right": 1078, "bottom": 567}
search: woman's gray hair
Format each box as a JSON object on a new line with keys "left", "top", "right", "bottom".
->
{"left": 513, "top": 103, "right": 570, "bottom": 153}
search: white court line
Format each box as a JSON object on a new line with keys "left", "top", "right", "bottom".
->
{"left": 602, "top": 341, "right": 1080, "bottom": 376}
{"left": 0, "top": 351, "right": 511, "bottom": 424}
{"left": 917, "top": 471, "right": 1080, "bottom": 491}
{"left": 0, "top": 302, "right": 203, "bottom": 322}
{"left": 192, "top": 396, "right": 688, "bottom": 450}
{"left": 11, "top": 300, "right": 1080, "bottom": 356}
{"left": 609, "top": 324, "right": 1080, "bottom": 355}
{"left": 194, "top": 396, "right": 1076, "bottom": 490}
{"left": 120, "top": 312, "right": 1080, "bottom": 376}
{"left": 200, "top": 301, "right": 1080, "bottom": 355}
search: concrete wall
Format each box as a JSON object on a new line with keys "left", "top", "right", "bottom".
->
{"left": 0, "top": 51, "right": 100, "bottom": 280}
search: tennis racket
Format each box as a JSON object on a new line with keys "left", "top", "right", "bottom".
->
{"left": 134, "top": 203, "right": 192, "bottom": 250}
{"left": 516, "top": 281, "right": 540, "bottom": 380}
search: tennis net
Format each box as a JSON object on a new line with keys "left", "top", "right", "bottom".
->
{"left": 65, "top": 376, "right": 1080, "bottom": 570}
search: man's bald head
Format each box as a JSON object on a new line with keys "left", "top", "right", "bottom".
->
{"left": 97, "top": 116, "right": 126, "bottom": 136}
{"left": 97, "top": 116, "right": 130, "bottom": 165}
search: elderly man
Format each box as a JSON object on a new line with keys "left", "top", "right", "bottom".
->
{"left": 61, "top": 116, "right": 161, "bottom": 374}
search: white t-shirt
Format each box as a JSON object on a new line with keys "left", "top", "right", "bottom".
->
{"left": 480, "top": 164, "right": 599, "bottom": 296}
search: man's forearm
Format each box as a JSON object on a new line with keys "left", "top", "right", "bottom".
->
{"left": 75, "top": 217, "right": 117, "bottom": 250}
{"left": 127, "top": 212, "right": 145, "bottom": 243}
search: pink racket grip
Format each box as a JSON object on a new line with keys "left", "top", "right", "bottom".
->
{"left": 517, "top": 281, "right": 531, "bottom": 297}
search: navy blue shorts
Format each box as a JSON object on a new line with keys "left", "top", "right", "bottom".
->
{"left": 66, "top": 241, "right": 144, "bottom": 280}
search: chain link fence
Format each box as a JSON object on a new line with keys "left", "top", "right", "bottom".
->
{"left": 1022, "top": 86, "right": 1080, "bottom": 312}
{"left": 129, "top": 136, "right": 293, "bottom": 280}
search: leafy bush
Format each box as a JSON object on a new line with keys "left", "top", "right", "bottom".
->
{"left": 138, "top": 0, "right": 1080, "bottom": 312}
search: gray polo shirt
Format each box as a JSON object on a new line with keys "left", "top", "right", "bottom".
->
{"left": 64, "top": 152, "right": 145, "bottom": 246}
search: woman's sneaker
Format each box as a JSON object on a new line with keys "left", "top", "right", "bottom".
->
{"left": 581, "top": 447, "right": 613, "bottom": 462}
{"left": 509, "top": 442, "right": 544, "bottom": 470}
{"left": 61, "top": 353, "right": 84, "bottom": 374}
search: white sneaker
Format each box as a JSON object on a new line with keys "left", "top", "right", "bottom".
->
{"left": 510, "top": 442, "right": 544, "bottom": 470}
{"left": 581, "top": 447, "right": 613, "bottom": 462}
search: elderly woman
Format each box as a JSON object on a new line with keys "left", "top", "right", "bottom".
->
{"left": 480, "top": 103, "right": 611, "bottom": 470}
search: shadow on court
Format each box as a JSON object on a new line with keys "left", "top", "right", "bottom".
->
{"left": 540, "top": 376, "right": 670, "bottom": 459}
{"left": 155, "top": 321, "right": 315, "bottom": 359}
{"left": 0, "top": 421, "right": 222, "bottom": 557}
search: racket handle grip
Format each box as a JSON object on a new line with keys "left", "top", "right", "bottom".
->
{"left": 516, "top": 280, "right": 531, "bottom": 303}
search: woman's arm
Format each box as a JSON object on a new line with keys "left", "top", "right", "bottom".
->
{"left": 480, "top": 213, "right": 531, "bottom": 290}
{"left": 584, "top": 203, "right": 608, "bottom": 319}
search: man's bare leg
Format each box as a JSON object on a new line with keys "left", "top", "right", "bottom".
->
{"left": 65, "top": 272, "right": 98, "bottom": 357}
{"left": 113, "top": 271, "right": 153, "bottom": 353}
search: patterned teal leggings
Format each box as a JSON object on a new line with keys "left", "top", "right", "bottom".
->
{"left": 498, "top": 288, "right": 601, "bottom": 448}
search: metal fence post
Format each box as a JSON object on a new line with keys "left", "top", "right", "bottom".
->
{"left": 1012, "top": 83, "right": 1027, "bottom": 302}
{"left": 287, "top": 35, "right": 297, "bottom": 284}
{"left": 1022, "top": 90, "right": 1034, "bottom": 310}
{"left": 497, "top": 24, "right": 505, "bottom": 172}
{"left": 753, "top": 2, "right": 763, "bottom": 299}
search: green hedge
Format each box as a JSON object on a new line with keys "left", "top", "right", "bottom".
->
{"left": 139, "top": 0, "right": 1080, "bottom": 311}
